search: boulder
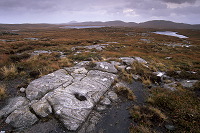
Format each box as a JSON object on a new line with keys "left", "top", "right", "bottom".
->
{"left": 26, "top": 69, "right": 73, "bottom": 100}
{"left": 0, "top": 96, "right": 29, "bottom": 119}
{"left": 5, "top": 106, "right": 38, "bottom": 128}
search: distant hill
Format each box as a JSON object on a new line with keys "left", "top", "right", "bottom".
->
{"left": 137, "top": 20, "right": 200, "bottom": 29}
{"left": 68, "top": 20, "right": 200, "bottom": 29}
{"left": 68, "top": 20, "right": 137, "bottom": 27}
{"left": 0, "top": 20, "right": 200, "bottom": 29}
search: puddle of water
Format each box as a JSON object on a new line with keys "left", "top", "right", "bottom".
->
{"left": 153, "top": 31, "right": 188, "bottom": 38}
{"left": 95, "top": 81, "right": 148, "bottom": 133}
{"left": 60, "top": 26, "right": 106, "bottom": 29}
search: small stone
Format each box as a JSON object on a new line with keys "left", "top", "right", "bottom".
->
{"left": 153, "top": 72, "right": 165, "bottom": 77}
{"left": 96, "top": 105, "right": 107, "bottom": 111}
{"left": 126, "top": 66, "right": 132, "bottom": 70}
{"left": 100, "top": 98, "right": 111, "bottom": 106}
{"left": 132, "top": 74, "right": 141, "bottom": 80}
{"left": 165, "top": 124, "right": 176, "bottom": 131}
{"left": 165, "top": 57, "right": 172, "bottom": 60}
{"left": 20, "top": 87, "right": 26, "bottom": 93}
{"left": 73, "top": 67, "right": 88, "bottom": 74}
{"left": 107, "top": 91, "right": 118, "bottom": 101}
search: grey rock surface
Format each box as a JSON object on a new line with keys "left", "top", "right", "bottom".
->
{"left": 100, "top": 98, "right": 111, "bottom": 106}
{"left": 107, "top": 91, "right": 118, "bottom": 101}
{"left": 94, "top": 62, "right": 118, "bottom": 73}
{"left": 5, "top": 106, "right": 38, "bottom": 128}
{"left": 19, "top": 87, "right": 26, "bottom": 93}
{"left": 110, "top": 61, "right": 121, "bottom": 66}
{"left": 120, "top": 57, "right": 136, "bottom": 65}
{"left": 75, "top": 61, "right": 91, "bottom": 67}
{"left": 0, "top": 96, "right": 29, "bottom": 119}
{"left": 163, "top": 82, "right": 177, "bottom": 91}
{"left": 72, "top": 44, "right": 108, "bottom": 51}
{"left": 78, "top": 111, "right": 101, "bottom": 133}
{"left": 31, "top": 98, "right": 52, "bottom": 117}
{"left": 26, "top": 69, "right": 73, "bottom": 100}
{"left": 132, "top": 74, "right": 141, "bottom": 80}
{"left": 180, "top": 80, "right": 198, "bottom": 88}
{"left": 46, "top": 70, "right": 117, "bottom": 131}
{"left": 96, "top": 105, "right": 107, "bottom": 111}
{"left": 134, "top": 57, "right": 147, "bottom": 64}
{"left": 1, "top": 61, "right": 119, "bottom": 132}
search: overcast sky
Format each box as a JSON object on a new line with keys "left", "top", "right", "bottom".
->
{"left": 0, "top": 0, "right": 200, "bottom": 24}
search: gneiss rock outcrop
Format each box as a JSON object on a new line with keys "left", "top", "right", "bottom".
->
{"left": 1, "top": 56, "right": 198, "bottom": 132}
{"left": 0, "top": 60, "right": 118, "bottom": 131}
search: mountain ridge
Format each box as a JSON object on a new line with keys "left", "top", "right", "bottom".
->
{"left": 1, "top": 20, "right": 200, "bottom": 29}
{"left": 67, "top": 20, "right": 200, "bottom": 29}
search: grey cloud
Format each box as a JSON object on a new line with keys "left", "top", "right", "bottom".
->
{"left": 161, "top": 0, "right": 196, "bottom": 4}
{"left": 0, "top": 0, "right": 199, "bottom": 24}
{"left": 174, "top": 5, "right": 200, "bottom": 15}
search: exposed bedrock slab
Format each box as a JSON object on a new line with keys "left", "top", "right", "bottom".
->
{"left": 46, "top": 70, "right": 117, "bottom": 131}
{"left": 26, "top": 69, "right": 73, "bottom": 100}
{"left": 0, "top": 96, "right": 29, "bottom": 119}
